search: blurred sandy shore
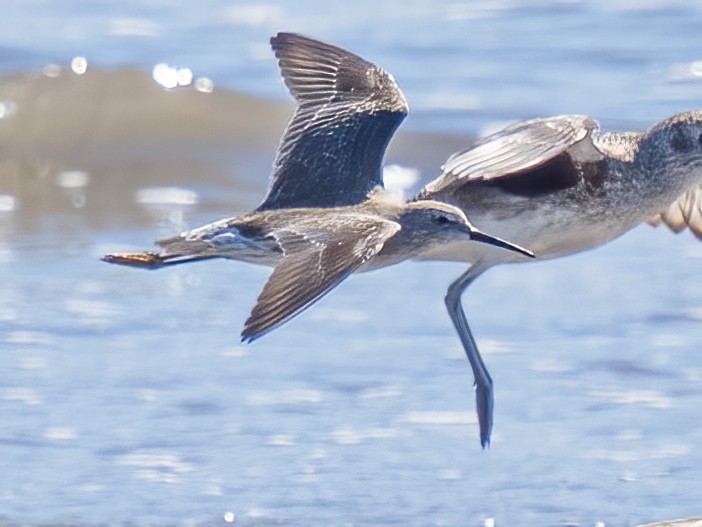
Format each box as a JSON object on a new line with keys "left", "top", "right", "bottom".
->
{"left": 0, "top": 68, "right": 470, "bottom": 233}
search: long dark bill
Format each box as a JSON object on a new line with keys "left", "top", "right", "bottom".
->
{"left": 470, "top": 229, "right": 534, "bottom": 259}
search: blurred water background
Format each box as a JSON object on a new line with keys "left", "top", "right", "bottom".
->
{"left": 1, "top": 1, "right": 702, "bottom": 526}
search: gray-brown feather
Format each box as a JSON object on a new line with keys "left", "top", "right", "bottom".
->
{"left": 241, "top": 215, "right": 400, "bottom": 341}
{"left": 256, "top": 32, "right": 408, "bottom": 211}
{"left": 649, "top": 185, "right": 702, "bottom": 239}
{"left": 421, "top": 115, "right": 598, "bottom": 197}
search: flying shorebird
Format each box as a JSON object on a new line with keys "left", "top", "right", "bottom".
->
{"left": 103, "top": 34, "right": 532, "bottom": 358}
{"left": 416, "top": 112, "right": 702, "bottom": 446}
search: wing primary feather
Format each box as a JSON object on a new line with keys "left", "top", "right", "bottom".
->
{"left": 257, "top": 33, "right": 408, "bottom": 210}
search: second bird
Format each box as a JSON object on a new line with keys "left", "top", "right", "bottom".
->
{"left": 103, "top": 36, "right": 531, "bottom": 384}
{"left": 417, "top": 111, "right": 702, "bottom": 446}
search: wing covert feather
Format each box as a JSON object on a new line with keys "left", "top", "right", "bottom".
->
{"left": 421, "top": 115, "right": 598, "bottom": 196}
{"left": 241, "top": 216, "right": 400, "bottom": 341}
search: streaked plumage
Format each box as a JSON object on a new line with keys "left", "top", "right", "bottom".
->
{"left": 416, "top": 111, "right": 702, "bottom": 446}
{"left": 258, "top": 32, "right": 408, "bottom": 210}
{"left": 103, "top": 34, "right": 531, "bottom": 351}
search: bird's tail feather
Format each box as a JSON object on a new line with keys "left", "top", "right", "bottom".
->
{"left": 101, "top": 251, "right": 218, "bottom": 269}
{"left": 102, "top": 236, "right": 217, "bottom": 269}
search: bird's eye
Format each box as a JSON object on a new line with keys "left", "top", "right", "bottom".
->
{"left": 433, "top": 214, "right": 450, "bottom": 225}
{"left": 671, "top": 127, "right": 693, "bottom": 153}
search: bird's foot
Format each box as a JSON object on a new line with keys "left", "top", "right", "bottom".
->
{"left": 474, "top": 382, "right": 493, "bottom": 448}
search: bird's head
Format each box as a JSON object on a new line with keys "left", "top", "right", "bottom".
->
{"left": 638, "top": 111, "right": 702, "bottom": 171}
{"left": 399, "top": 200, "right": 534, "bottom": 258}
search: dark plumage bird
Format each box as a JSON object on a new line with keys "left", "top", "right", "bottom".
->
{"left": 103, "top": 34, "right": 531, "bottom": 345}
{"left": 415, "top": 111, "right": 702, "bottom": 446}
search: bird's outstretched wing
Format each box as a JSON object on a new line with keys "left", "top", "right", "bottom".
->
{"left": 421, "top": 115, "right": 599, "bottom": 196}
{"left": 648, "top": 185, "right": 702, "bottom": 239}
{"left": 256, "top": 32, "right": 408, "bottom": 211}
{"left": 241, "top": 215, "right": 400, "bottom": 341}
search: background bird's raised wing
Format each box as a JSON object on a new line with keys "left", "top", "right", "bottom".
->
{"left": 241, "top": 215, "right": 400, "bottom": 341}
{"left": 421, "top": 115, "right": 597, "bottom": 196}
{"left": 256, "top": 32, "right": 408, "bottom": 211}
